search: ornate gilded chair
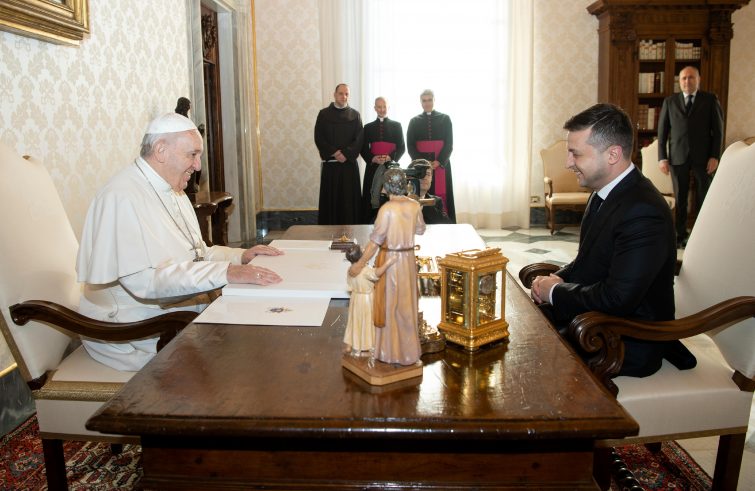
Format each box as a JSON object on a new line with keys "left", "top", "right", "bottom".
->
{"left": 640, "top": 139, "right": 675, "bottom": 211}
{"left": 541, "top": 139, "right": 591, "bottom": 234}
{"left": 521, "top": 140, "right": 755, "bottom": 490}
{"left": 0, "top": 141, "right": 196, "bottom": 490}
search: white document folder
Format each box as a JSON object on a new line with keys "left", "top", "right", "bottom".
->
{"left": 223, "top": 249, "right": 350, "bottom": 298}
{"left": 195, "top": 295, "right": 330, "bottom": 326}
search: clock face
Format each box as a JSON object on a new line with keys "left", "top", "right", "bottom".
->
{"left": 479, "top": 274, "right": 496, "bottom": 295}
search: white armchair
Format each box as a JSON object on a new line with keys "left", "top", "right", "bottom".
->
{"left": 640, "top": 139, "right": 675, "bottom": 211}
{"left": 571, "top": 139, "right": 755, "bottom": 490}
{"left": 520, "top": 139, "right": 755, "bottom": 490}
{"left": 0, "top": 141, "right": 196, "bottom": 490}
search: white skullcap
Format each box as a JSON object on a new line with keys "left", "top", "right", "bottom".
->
{"left": 145, "top": 113, "right": 198, "bottom": 135}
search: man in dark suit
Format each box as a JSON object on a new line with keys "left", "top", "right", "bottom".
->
{"left": 360, "top": 97, "right": 405, "bottom": 223}
{"left": 530, "top": 103, "right": 695, "bottom": 378}
{"left": 657, "top": 66, "right": 724, "bottom": 247}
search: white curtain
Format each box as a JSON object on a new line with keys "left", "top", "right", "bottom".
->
{"left": 318, "top": 0, "right": 533, "bottom": 228}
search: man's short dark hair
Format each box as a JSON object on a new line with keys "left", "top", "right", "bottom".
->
{"left": 563, "top": 103, "right": 634, "bottom": 159}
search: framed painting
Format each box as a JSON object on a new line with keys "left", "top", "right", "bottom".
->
{"left": 0, "top": 0, "right": 89, "bottom": 45}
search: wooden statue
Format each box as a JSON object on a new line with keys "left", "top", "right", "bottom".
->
{"left": 344, "top": 168, "right": 426, "bottom": 385}
{"left": 343, "top": 244, "right": 395, "bottom": 359}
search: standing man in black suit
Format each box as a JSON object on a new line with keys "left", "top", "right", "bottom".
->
{"left": 360, "top": 96, "right": 405, "bottom": 223}
{"left": 657, "top": 66, "right": 724, "bottom": 247}
{"left": 530, "top": 103, "right": 695, "bottom": 378}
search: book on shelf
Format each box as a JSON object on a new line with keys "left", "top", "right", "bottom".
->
{"left": 636, "top": 104, "right": 660, "bottom": 131}
{"left": 638, "top": 72, "right": 664, "bottom": 94}
{"left": 637, "top": 104, "right": 648, "bottom": 130}
{"left": 638, "top": 40, "right": 666, "bottom": 60}
{"left": 675, "top": 41, "right": 701, "bottom": 60}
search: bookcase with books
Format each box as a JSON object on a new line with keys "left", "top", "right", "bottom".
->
{"left": 587, "top": 0, "right": 748, "bottom": 164}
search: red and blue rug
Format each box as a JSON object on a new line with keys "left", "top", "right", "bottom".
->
{"left": 1, "top": 415, "right": 140, "bottom": 490}
{"left": 1, "top": 414, "right": 711, "bottom": 490}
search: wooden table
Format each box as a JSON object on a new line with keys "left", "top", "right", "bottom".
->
{"left": 87, "top": 225, "right": 637, "bottom": 490}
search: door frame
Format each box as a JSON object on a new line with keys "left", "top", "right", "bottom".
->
{"left": 186, "top": 0, "right": 258, "bottom": 245}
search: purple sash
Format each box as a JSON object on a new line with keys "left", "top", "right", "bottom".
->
{"left": 370, "top": 141, "right": 396, "bottom": 156}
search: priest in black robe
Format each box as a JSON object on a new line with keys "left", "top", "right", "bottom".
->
{"left": 314, "top": 83, "right": 363, "bottom": 225}
{"left": 406, "top": 89, "right": 455, "bottom": 223}
{"left": 360, "top": 96, "right": 405, "bottom": 223}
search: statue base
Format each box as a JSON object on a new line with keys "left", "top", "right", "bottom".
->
{"left": 341, "top": 355, "right": 423, "bottom": 386}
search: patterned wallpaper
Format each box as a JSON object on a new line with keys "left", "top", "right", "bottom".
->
{"left": 253, "top": 0, "right": 754, "bottom": 211}
{"left": 528, "top": 1, "right": 755, "bottom": 200}
{"left": 0, "top": 1, "right": 191, "bottom": 237}
{"left": 0, "top": 0, "right": 191, "bottom": 370}
{"left": 530, "top": 0, "right": 598, "bottom": 202}
{"left": 254, "top": 0, "right": 323, "bottom": 210}
{"left": 728, "top": 4, "right": 755, "bottom": 144}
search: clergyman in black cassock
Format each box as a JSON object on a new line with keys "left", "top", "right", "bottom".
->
{"left": 360, "top": 97, "right": 405, "bottom": 223}
{"left": 314, "top": 83, "right": 363, "bottom": 225}
{"left": 406, "top": 89, "right": 455, "bottom": 223}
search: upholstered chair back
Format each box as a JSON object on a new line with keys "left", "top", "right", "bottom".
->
{"left": 675, "top": 140, "right": 755, "bottom": 378}
{"left": 541, "top": 140, "right": 590, "bottom": 194}
{"left": 0, "top": 141, "right": 80, "bottom": 381}
{"left": 640, "top": 140, "right": 674, "bottom": 195}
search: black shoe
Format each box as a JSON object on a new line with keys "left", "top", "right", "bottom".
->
{"left": 664, "top": 340, "right": 697, "bottom": 370}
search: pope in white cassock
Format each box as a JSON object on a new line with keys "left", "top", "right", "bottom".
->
{"left": 77, "top": 113, "right": 283, "bottom": 371}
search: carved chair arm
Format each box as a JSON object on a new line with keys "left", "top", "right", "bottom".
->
{"left": 518, "top": 263, "right": 560, "bottom": 288}
{"left": 10, "top": 300, "right": 198, "bottom": 351}
{"left": 543, "top": 176, "right": 553, "bottom": 198}
{"left": 569, "top": 296, "right": 755, "bottom": 396}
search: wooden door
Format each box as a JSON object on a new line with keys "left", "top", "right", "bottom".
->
{"left": 201, "top": 5, "right": 225, "bottom": 192}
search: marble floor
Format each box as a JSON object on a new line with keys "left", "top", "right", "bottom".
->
{"left": 475, "top": 225, "right": 754, "bottom": 490}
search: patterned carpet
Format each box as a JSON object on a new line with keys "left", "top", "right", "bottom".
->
{"left": 1, "top": 414, "right": 711, "bottom": 490}
{"left": 0, "top": 416, "right": 140, "bottom": 490}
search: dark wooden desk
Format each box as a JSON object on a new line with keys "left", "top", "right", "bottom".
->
{"left": 87, "top": 225, "right": 637, "bottom": 490}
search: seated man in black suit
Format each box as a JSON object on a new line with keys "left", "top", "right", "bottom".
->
{"left": 408, "top": 159, "right": 450, "bottom": 224}
{"left": 530, "top": 103, "right": 695, "bottom": 378}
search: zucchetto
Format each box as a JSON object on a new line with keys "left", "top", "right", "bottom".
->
{"left": 145, "top": 113, "right": 197, "bottom": 135}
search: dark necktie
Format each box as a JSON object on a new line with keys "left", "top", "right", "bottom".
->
{"left": 685, "top": 94, "right": 693, "bottom": 115}
{"left": 581, "top": 193, "right": 604, "bottom": 233}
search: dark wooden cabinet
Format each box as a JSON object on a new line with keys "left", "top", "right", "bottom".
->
{"left": 587, "top": 0, "right": 749, "bottom": 162}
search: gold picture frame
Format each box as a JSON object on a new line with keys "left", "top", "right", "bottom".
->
{"left": 0, "top": 0, "right": 89, "bottom": 46}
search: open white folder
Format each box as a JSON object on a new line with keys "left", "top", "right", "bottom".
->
{"left": 195, "top": 295, "right": 330, "bottom": 326}
{"left": 223, "top": 249, "right": 350, "bottom": 298}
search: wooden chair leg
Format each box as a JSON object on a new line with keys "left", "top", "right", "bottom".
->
{"left": 42, "top": 438, "right": 68, "bottom": 491}
{"left": 593, "top": 447, "right": 612, "bottom": 490}
{"left": 547, "top": 206, "right": 555, "bottom": 234}
{"left": 644, "top": 441, "right": 662, "bottom": 453}
{"left": 712, "top": 433, "right": 745, "bottom": 491}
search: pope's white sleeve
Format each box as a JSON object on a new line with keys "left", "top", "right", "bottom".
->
{"left": 119, "top": 260, "right": 230, "bottom": 300}
{"left": 205, "top": 245, "right": 245, "bottom": 264}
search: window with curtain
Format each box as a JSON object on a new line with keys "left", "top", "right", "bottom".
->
{"left": 320, "top": 0, "right": 532, "bottom": 228}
